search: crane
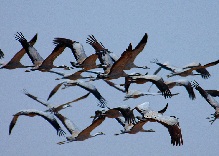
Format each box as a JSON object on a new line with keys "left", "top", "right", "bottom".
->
{"left": 151, "top": 59, "right": 219, "bottom": 79}
{"left": 22, "top": 89, "right": 90, "bottom": 112}
{"left": 164, "top": 79, "right": 196, "bottom": 100}
{"left": 56, "top": 113, "right": 105, "bottom": 144}
{"left": 126, "top": 74, "right": 172, "bottom": 99}
{"left": 134, "top": 102, "right": 183, "bottom": 146}
{"left": 47, "top": 79, "right": 108, "bottom": 108}
{"left": 9, "top": 109, "right": 66, "bottom": 136}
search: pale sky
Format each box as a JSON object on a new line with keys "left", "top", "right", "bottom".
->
{"left": 1, "top": 1, "right": 219, "bottom": 156}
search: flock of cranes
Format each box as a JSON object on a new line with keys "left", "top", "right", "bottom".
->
{"left": 1, "top": 32, "right": 219, "bottom": 146}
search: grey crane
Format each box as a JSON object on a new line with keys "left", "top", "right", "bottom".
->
{"left": 126, "top": 74, "right": 172, "bottom": 99}
{"left": 164, "top": 79, "right": 196, "bottom": 100}
{"left": 9, "top": 109, "right": 66, "bottom": 136}
{"left": 47, "top": 79, "right": 107, "bottom": 108}
{"left": 151, "top": 59, "right": 219, "bottom": 79}
{"left": 103, "top": 79, "right": 164, "bottom": 101}
{"left": 23, "top": 89, "right": 90, "bottom": 112}
{"left": 134, "top": 102, "right": 183, "bottom": 146}
{"left": 56, "top": 113, "right": 105, "bottom": 144}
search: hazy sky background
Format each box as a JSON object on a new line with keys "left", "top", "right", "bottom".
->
{"left": 1, "top": 1, "right": 219, "bottom": 156}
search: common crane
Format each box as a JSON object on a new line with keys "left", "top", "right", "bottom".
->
{"left": 23, "top": 89, "right": 90, "bottom": 112}
{"left": 164, "top": 79, "right": 196, "bottom": 100}
{"left": 9, "top": 109, "right": 66, "bottom": 136}
{"left": 151, "top": 59, "right": 219, "bottom": 79}
{"left": 56, "top": 113, "right": 105, "bottom": 144}
{"left": 134, "top": 102, "right": 183, "bottom": 146}
{"left": 103, "top": 79, "right": 164, "bottom": 101}
{"left": 47, "top": 79, "right": 107, "bottom": 108}
{"left": 126, "top": 74, "right": 172, "bottom": 99}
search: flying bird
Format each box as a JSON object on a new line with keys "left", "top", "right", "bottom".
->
{"left": 126, "top": 74, "right": 172, "bottom": 99}
{"left": 164, "top": 79, "right": 196, "bottom": 100}
{"left": 53, "top": 37, "right": 98, "bottom": 70}
{"left": 192, "top": 81, "right": 219, "bottom": 124}
{"left": 1, "top": 33, "right": 37, "bottom": 69}
{"left": 9, "top": 109, "right": 66, "bottom": 136}
{"left": 23, "top": 89, "right": 90, "bottom": 112}
{"left": 56, "top": 113, "right": 105, "bottom": 144}
{"left": 151, "top": 59, "right": 219, "bottom": 79}
{"left": 134, "top": 102, "right": 183, "bottom": 146}
{"left": 114, "top": 116, "right": 155, "bottom": 135}
{"left": 103, "top": 79, "right": 165, "bottom": 100}
{"left": 47, "top": 79, "right": 107, "bottom": 108}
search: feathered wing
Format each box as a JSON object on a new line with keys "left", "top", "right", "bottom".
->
{"left": 3, "top": 33, "right": 38, "bottom": 69}
{"left": 15, "top": 32, "right": 44, "bottom": 66}
{"left": 192, "top": 81, "right": 219, "bottom": 109}
{"left": 86, "top": 35, "right": 114, "bottom": 73}
{"left": 9, "top": 109, "right": 65, "bottom": 136}
{"left": 75, "top": 80, "right": 107, "bottom": 108}
{"left": 183, "top": 82, "right": 196, "bottom": 100}
{"left": 54, "top": 113, "right": 80, "bottom": 136}
{"left": 38, "top": 43, "right": 66, "bottom": 71}
{"left": 156, "top": 118, "right": 183, "bottom": 146}
{"left": 205, "top": 90, "right": 219, "bottom": 97}
{"left": 76, "top": 116, "right": 105, "bottom": 140}
{"left": 47, "top": 82, "right": 64, "bottom": 101}
{"left": 124, "top": 33, "right": 148, "bottom": 69}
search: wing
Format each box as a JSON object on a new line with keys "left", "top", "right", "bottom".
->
{"left": 80, "top": 54, "right": 98, "bottom": 70}
{"left": 77, "top": 115, "right": 105, "bottom": 139}
{"left": 183, "top": 82, "right": 196, "bottom": 100}
{"left": 192, "top": 81, "right": 219, "bottom": 109}
{"left": 23, "top": 89, "right": 50, "bottom": 107}
{"left": 9, "top": 109, "right": 65, "bottom": 136}
{"left": 15, "top": 32, "right": 44, "bottom": 66}
{"left": 124, "top": 33, "right": 148, "bottom": 69}
{"left": 47, "top": 82, "right": 64, "bottom": 101}
{"left": 4, "top": 33, "right": 38, "bottom": 69}
{"left": 103, "top": 79, "right": 125, "bottom": 93}
{"left": 108, "top": 43, "right": 132, "bottom": 76}
{"left": 76, "top": 80, "right": 107, "bottom": 108}
{"left": 53, "top": 92, "right": 90, "bottom": 112}
{"left": 38, "top": 43, "right": 66, "bottom": 70}
{"left": 54, "top": 113, "right": 80, "bottom": 135}
{"left": 206, "top": 90, "right": 219, "bottom": 97}
{"left": 157, "top": 120, "right": 183, "bottom": 146}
